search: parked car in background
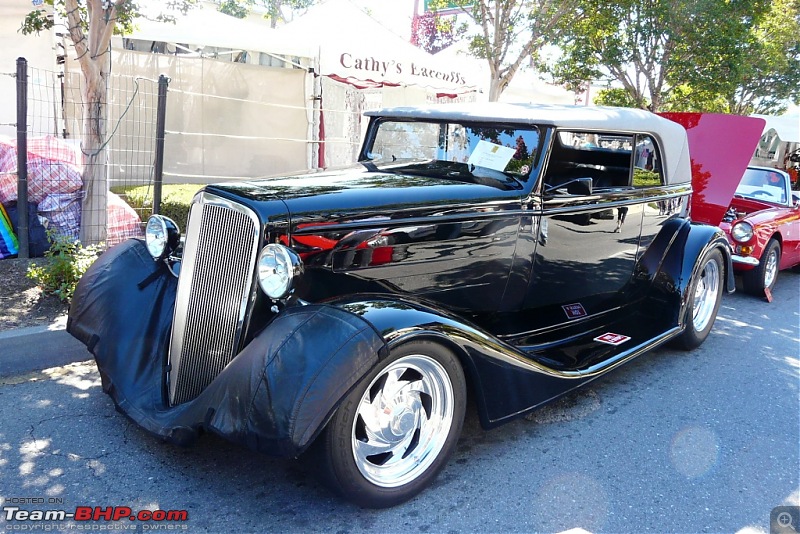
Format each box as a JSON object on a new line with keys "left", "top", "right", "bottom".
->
{"left": 67, "top": 104, "right": 764, "bottom": 508}
{"left": 720, "top": 166, "right": 800, "bottom": 296}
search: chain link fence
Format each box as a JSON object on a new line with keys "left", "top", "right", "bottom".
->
{"left": 1, "top": 52, "right": 475, "bottom": 259}
{"left": 1, "top": 57, "right": 165, "bottom": 258}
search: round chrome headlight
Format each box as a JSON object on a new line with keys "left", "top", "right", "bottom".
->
{"left": 731, "top": 221, "right": 754, "bottom": 243}
{"left": 257, "top": 244, "right": 303, "bottom": 300}
{"left": 145, "top": 215, "right": 180, "bottom": 260}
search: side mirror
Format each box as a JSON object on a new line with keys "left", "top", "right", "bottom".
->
{"left": 545, "top": 177, "right": 593, "bottom": 196}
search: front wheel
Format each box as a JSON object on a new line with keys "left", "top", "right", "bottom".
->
{"left": 742, "top": 239, "right": 781, "bottom": 296}
{"left": 676, "top": 247, "right": 724, "bottom": 350}
{"left": 316, "top": 340, "right": 466, "bottom": 508}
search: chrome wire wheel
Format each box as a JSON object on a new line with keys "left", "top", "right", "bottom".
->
{"left": 691, "top": 254, "right": 721, "bottom": 333}
{"left": 351, "top": 354, "right": 454, "bottom": 488}
{"left": 743, "top": 239, "right": 781, "bottom": 296}
{"left": 763, "top": 247, "right": 779, "bottom": 288}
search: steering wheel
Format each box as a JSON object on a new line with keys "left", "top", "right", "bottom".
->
{"left": 750, "top": 189, "right": 773, "bottom": 198}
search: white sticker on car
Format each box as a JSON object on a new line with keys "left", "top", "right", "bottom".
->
{"left": 467, "top": 140, "right": 515, "bottom": 172}
{"left": 594, "top": 332, "right": 631, "bottom": 345}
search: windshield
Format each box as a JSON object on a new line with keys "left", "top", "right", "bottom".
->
{"left": 362, "top": 119, "right": 541, "bottom": 189}
{"left": 735, "top": 168, "right": 788, "bottom": 204}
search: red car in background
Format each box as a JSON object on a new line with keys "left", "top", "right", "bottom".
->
{"left": 720, "top": 166, "right": 800, "bottom": 296}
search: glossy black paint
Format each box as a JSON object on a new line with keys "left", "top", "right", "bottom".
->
{"left": 209, "top": 168, "right": 530, "bottom": 316}
{"left": 70, "top": 113, "right": 733, "bottom": 454}
{"left": 201, "top": 125, "right": 732, "bottom": 430}
{"left": 318, "top": 213, "right": 732, "bottom": 428}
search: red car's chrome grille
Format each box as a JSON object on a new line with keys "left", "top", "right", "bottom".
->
{"left": 168, "top": 193, "right": 259, "bottom": 405}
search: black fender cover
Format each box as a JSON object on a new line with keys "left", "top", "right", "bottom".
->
{"left": 646, "top": 221, "right": 734, "bottom": 326}
{"left": 672, "top": 222, "right": 735, "bottom": 294}
{"left": 68, "top": 239, "right": 387, "bottom": 457}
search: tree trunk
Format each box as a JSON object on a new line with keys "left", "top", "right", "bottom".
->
{"left": 62, "top": 0, "right": 122, "bottom": 246}
{"left": 79, "top": 72, "right": 108, "bottom": 245}
{"left": 488, "top": 75, "right": 506, "bottom": 102}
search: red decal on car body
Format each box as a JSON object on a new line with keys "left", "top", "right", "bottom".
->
{"left": 594, "top": 333, "right": 631, "bottom": 345}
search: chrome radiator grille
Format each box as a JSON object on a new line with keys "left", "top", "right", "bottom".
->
{"left": 168, "top": 193, "right": 259, "bottom": 405}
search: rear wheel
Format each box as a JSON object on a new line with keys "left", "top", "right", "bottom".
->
{"left": 676, "top": 248, "right": 723, "bottom": 350}
{"left": 317, "top": 340, "right": 466, "bottom": 508}
{"left": 742, "top": 239, "right": 781, "bottom": 296}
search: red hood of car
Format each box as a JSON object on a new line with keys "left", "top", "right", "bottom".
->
{"left": 659, "top": 113, "right": 766, "bottom": 226}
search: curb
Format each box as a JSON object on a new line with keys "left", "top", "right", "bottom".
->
{"left": 0, "top": 315, "right": 91, "bottom": 378}
{"left": 0, "top": 315, "right": 68, "bottom": 341}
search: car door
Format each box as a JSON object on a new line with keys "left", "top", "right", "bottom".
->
{"left": 521, "top": 130, "right": 649, "bottom": 332}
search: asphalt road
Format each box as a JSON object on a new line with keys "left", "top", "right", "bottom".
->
{"left": 0, "top": 317, "right": 84, "bottom": 378}
{"left": 0, "top": 273, "right": 798, "bottom": 533}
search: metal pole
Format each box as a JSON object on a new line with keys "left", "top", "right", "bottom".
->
{"left": 153, "top": 74, "right": 169, "bottom": 215}
{"left": 16, "top": 57, "right": 29, "bottom": 259}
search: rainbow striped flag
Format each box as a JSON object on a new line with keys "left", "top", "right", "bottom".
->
{"left": 0, "top": 203, "right": 19, "bottom": 258}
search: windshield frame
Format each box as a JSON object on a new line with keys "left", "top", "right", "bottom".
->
{"left": 734, "top": 167, "right": 791, "bottom": 206}
{"left": 359, "top": 117, "right": 545, "bottom": 190}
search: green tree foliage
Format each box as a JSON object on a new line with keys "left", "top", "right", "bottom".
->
{"left": 429, "top": 0, "right": 581, "bottom": 101}
{"left": 214, "top": 0, "right": 317, "bottom": 27}
{"left": 218, "top": 0, "right": 249, "bottom": 18}
{"left": 551, "top": 0, "right": 772, "bottom": 112}
{"left": 722, "top": 0, "right": 800, "bottom": 114}
{"left": 592, "top": 87, "right": 641, "bottom": 108}
{"left": 661, "top": 84, "right": 730, "bottom": 113}
{"left": 21, "top": 1, "right": 196, "bottom": 39}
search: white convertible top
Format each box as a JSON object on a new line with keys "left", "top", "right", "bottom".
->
{"left": 367, "top": 102, "right": 691, "bottom": 185}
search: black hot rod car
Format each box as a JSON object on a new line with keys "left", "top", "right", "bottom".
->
{"left": 67, "top": 104, "right": 764, "bottom": 508}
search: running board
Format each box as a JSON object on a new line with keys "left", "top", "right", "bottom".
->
{"left": 519, "top": 324, "right": 682, "bottom": 379}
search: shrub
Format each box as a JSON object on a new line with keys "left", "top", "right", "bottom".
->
{"left": 27, "top": 231, "right": 103, "bottom": 303}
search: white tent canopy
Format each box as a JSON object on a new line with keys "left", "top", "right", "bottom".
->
{"left": 125, "top": 6, "right": 314, "bottom": 60}
{"left": 273, "top": 0, "right": 478, "bottom": 94}
{"left": 752, "top": 113, "right": 800, "bottom": 143}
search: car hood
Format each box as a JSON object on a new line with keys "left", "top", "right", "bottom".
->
{"left": 660, "top": 113, "right": 766, "bottom": 226}
{"left": 724, "top": 199, "right": 790, "bottom": 226}
{"left": 209, "top": 165, "right": 524, "bottom": 226}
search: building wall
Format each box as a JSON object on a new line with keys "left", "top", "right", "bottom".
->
{"left": 99, "top": 50, "right": 312, "bottom": 183}
{"left": 0, "top": 1, "right": 58, "bottom": 138}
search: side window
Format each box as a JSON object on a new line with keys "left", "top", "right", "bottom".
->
{"left": 545, "top": 131, "right": 633, "bottom": 190}
{"left": 632, "top": 135, "right": 664, "bottom": 187}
